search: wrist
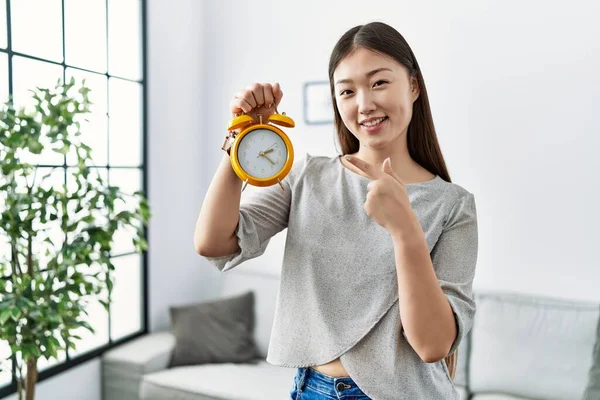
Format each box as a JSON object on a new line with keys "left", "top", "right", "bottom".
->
{"left": 389, "top": 214, "right": 423, "bottom": 245}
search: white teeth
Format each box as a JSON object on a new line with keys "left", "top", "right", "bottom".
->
{"left": 362, "top": 117, "right": 386, "bottom": 127}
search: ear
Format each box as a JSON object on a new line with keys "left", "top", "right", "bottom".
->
{"left": 411, "top": 77, "right": 420, "bottom": 102}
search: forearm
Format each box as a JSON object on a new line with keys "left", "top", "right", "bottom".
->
{"left": 391, "top": 214, "right": 456, "bottom": 363}
{"left": 194, "top": 154, "right": 243, "bottom": 256}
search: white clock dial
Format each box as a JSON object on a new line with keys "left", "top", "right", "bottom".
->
{"left": 237, "top": 129, "right": 287, "bottom": 179}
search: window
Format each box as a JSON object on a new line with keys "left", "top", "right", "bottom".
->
{"left": 0, "top": 0, "right": 147, "bottom": 396}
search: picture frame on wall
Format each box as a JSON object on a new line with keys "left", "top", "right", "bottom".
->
{"left": 303, "top": 81, "right": 333, "bottom": 125}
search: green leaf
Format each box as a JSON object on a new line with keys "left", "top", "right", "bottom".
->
{"left": 10, "top": 307, "right": 21, "bottom": 321}
{"left": 98, "top": 299, "right": 110, "bottom": 311}
{"left": 0, "top": 308, "right": 12, "bottom": 325}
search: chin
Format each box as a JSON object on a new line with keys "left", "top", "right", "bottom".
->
{"left": 362, "top": 137, "right": 390, "bottom": 150}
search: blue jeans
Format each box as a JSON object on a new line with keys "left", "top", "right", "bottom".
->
{"left": 289, "top": 366, "right": 372, "bottom": 399}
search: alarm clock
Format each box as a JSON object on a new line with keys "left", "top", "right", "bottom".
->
{"left": 222, "top": 108, "right": 295, "bottom": 191}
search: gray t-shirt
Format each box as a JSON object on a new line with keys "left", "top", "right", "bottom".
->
{"left": 204, "top": 153, "right": 478, "bottom": 399}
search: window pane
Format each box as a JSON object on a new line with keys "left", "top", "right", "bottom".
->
{"left": 108, "top": 78, "right": 142, "bottom": 167}
{"left": 70, "top": 298, "right": 109, "bottom": 356}
{"left": 13, "top": 56, "right": 63, "bottom": 106}
{"left": 36, "top": 350, "right": 66, "bottom": 373}
{"left": 66, "top": 167, "right": 108, "bottom": 190}
{"left": 66, "top": 167, "right": 108, "bottom": 221}
{"left": 64, "top": 0, "right": 107, "bottom": 72}
{"left": 109, "top": 254, "right": 142, "bottom": 340}
{"left": 69, "top": 263, "right": 109, "bottom": 357}
{"left": 0, "top": 341, "right": 12, "bottom": 386}
{"left": 66, "top": 68, "right": 108, "bottom": 166}
{"left": 109, "top": 168, "right": 141, "bottom": 255}
{"left": 13, "top": 166, "right": 65, "bottom": 195}
{"left": 109, "top": 167, "right": 141, "bottom": 214}
{"left": 34, "top": 167, "right": 65, "bottom": 192}
{"left": 11, "top": 0, "right": 63, "bottom": 62}
{"left": 109, "top": 168, "right": 141, "bottom": 195}
{"left": 12, "top": 56, "right": 64, "bottom": 109}
{"left": 108, "top": 0, "right": 142, "bottom": 80}
{"left": 0, "top": 52, "right": 8, "bottom": 105}
{"left": 12, "top": 57, "right": 64, "bottom": 165}
{"left": 66, "top": 166, "right": 108, "bottom": 206}
{"left": 0, "top": 3, "right": 7, "bottom": 49}
{"left": 110, "top": 224, "right": 138, "bottom": 256}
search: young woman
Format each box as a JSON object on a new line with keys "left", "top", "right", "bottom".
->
{"left": 195, "top": 21, "right": 478, "bottom": 400}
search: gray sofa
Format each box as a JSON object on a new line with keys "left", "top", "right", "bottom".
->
{"left": 102, "top": 268, "right": 600, "bottom": 399}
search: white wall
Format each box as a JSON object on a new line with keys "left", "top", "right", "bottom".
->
{"left": 198, "top": 0, "right": 600, "bottom": 302}
{"left": 146, "top": 0, "right": 226, "bottom": 333}
{"left": 1, "top": 359, "right": 100, "bottom": 400}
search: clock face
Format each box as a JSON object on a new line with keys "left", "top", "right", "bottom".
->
{"left": 237, "top": 128, "right": 288, "bottom": 179}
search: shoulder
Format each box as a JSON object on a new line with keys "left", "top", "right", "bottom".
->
{"left": 299, "top": 152, "right": 337, "bottom": 168}
{"left": 434, "top": 179, "right": 477, "bottom": 228}
{"left": 286, "top": 152, "right": 337, "bottom": 186}
{"left": 437, "top": 178, "right": 475, "bottom": 204}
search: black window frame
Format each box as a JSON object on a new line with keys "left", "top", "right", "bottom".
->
{"left": 0, "top": 0, "right": 149, "bottom": 396}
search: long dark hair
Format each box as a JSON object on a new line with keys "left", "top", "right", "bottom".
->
{"left": 328, "top": 22, "right": 451, "bottom": 183}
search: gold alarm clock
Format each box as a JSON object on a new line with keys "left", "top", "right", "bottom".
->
{"left": 222, "top": 107, "right": 295, "bottom": 191}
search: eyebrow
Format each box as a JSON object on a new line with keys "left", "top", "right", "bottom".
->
{"left": 334, "top": 68, "right": 393, "bottom": 86}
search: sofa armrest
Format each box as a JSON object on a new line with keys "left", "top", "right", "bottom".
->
{"left": 103, "top": 331, "right": 175, "bottom": 373}
{"left": 102, "top": 331, "right": 175, "bottom": 400}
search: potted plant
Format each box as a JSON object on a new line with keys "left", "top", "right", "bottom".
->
{"left": 0, "top": 77, "right": 151, "bottom": 400}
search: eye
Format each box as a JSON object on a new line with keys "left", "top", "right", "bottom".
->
{"left": 374, "top": 80, "right": 388, "bottom": 87}
{"left": 339, "top": 89, "right": 353, "bottom": 96}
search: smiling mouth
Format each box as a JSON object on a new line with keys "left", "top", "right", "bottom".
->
{"left": 360, "top": 116, "right": 388, "bottom": 127}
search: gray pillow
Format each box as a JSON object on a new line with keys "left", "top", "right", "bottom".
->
{"left": 168, "top": 291, "right": 260, "bottom": 367}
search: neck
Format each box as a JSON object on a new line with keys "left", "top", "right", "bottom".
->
{"left": 354, "top": 134, "right": 426, "bottom": 182}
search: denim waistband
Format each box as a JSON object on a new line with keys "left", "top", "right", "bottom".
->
{"left": 295, "top": 367, "right": 369, "bottom": 398}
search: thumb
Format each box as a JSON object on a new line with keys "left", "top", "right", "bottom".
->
{"left": 383, "top": 157, "right": 392, "bottom": 172}
{"left": 383, "top": 158, "right": 402, "bottom": 184}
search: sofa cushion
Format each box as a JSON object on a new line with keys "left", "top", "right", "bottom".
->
{"left": 469, "top": 292, "right": 600, "bottom": 400}
{"left": 584, "top": 314, "right": 600, "bottom": 399}
{"left": 169, "top": 291, "right": 260, "bottom": 367}
{"left": 140, "top": 361, "right": 296, "bottom": 400}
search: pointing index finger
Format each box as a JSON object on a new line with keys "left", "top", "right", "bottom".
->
{"left": 344, "top": 155, "right": 380, "bottom": 180}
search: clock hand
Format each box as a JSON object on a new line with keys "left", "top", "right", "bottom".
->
{"left": 257, "top": 144, "right": 277, "bottom": 158}
{"left": 263, "top": 143, "right": 277, "bottom": 152}
{"left": 261, "top": 154, "right": 276, "bottom": 165}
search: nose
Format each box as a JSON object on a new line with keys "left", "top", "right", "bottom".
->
{"left": 357, "top": 90, "right": 376, "bottom": 115}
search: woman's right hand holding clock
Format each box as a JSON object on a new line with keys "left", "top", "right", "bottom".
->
{"left": 229, "top": 82, "right": 284, "bottom": 128}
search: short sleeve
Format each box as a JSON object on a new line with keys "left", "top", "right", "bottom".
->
{"left": 203, "top": 155, "right": 308, "bottom": 272}
{"left": 431, "top": 192, "right": 479, "bottom": 356}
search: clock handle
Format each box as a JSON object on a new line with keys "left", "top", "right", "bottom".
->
{"left": 241, "top": 179, "right": 249, "bottom": 192}
{"left": 256, "top": 102, "right": 282, "bottom": 125}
